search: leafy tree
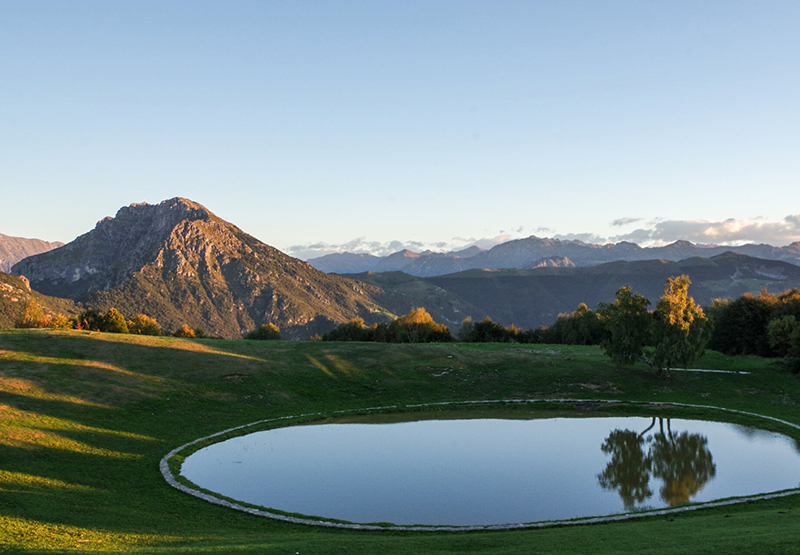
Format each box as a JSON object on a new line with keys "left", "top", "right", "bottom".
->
{"left": 708, "top": 291, "right": 777, "bottom": 356}
{"left": 48, "top": 313, "right": 72, "bottom": 329}
{"left": 460, "top": 317, "right": 518, "bottom": 343}
{"left": 389, "top": 307, "right": 452, "bottom": 343}
{"left": 321, "top": 317, "right": 372, "bottom": 341}
{"left": 15, "top": 300, "right": 48, "bottom": 328}
{"left": 767, "top": 315, "right": 799, "bottom": 357}
{"left": 76, "top": 309, "right": 104, "bottom": 331}
{"left": 651, "top": 276, "right": 710, "bottom": 372}
{"left": 598, "top": 286, "right": 652, "bottom": 366}
{"left": 127, "top": 314, "right": 162, "bottom": 336}
{"left": 173, "top": 324, "right": 196, "bottom": 338}
{"left": 245, "top": 323, "right": 282, "bottom": 340}
{"left": 101, "top": 308, "right": 129, "bottom": 334}
{"left": 548, "top": 303, "right": 606, "bottom": 345}
{"left": 457, "top": 316, "right": 474, "bottom": 342}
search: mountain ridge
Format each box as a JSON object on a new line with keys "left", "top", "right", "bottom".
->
{"left": 0, "top": 233, "right": 63, "bottom": 273}
{"left": 308, "top": 236, "right": 800, "bottom": 276}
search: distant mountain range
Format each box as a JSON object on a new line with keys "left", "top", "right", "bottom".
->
{"left": 0, "top": 233, "right": 63, "bottom": 273}
{"left": 309, "top": 237, "right": 800, "bottom": 276}
{"left": 5, "top": 198, "right": 800, "bottom": 336}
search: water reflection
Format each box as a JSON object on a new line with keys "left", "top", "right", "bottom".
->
{"left": 598, "top": 417, "right": 716, "bottom": 508}
{"left": 180, "top": 415, "right": 800, "bottom": 526}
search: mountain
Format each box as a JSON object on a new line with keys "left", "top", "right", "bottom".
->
{"left": 0, "top": 272, "right": 79, "bottom": 329}
{"left": 0, "top": 233, "right": 63, "bottom": 273}
{"left": 427, "top": 251, "right": 800, "bottom": 329}
{"left": 306, "top": 252, "right": 382, "bottom": 274}
{"left": 11, "top": 198, "right": 392, "bottom": 338}
{"left": 307, "top": 236, "right": 800, "bottom": 276}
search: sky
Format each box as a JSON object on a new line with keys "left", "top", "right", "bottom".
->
{"left": 2, "top": 1, "right": 799, "bottom": 259}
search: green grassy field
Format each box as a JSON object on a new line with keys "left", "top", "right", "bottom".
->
{"left": 1, "top": 329, "right": 799, "bottom": 554}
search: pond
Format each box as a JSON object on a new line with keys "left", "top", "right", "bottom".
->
{"left": 179, "top": 414, "right": 800, "bottom": 527}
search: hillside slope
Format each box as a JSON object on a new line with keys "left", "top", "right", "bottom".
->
{"left": 429, "top": 252, "right": 800, "bottom": 329}
{"left": 0, "top": 272, "right": 79, "bottom": 328}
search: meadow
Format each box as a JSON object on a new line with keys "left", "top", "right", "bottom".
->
{"left": 1, "top": 329, "right": 799, "bottom": 554}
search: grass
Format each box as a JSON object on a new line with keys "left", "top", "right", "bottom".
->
{"left": 0, "top": 329, "right": 798, "bottom": 553}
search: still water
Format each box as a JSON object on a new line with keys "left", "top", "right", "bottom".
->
{"left": 180, "top": 416, "right": 800, "bottom": 526}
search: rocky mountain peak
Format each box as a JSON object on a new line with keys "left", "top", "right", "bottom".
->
{"left": 12, "top": 198, "right": 218, "bottom": 299}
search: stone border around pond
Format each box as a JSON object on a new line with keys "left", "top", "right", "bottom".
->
{"left": 160, "top": 398, "right": 800, "bottom": 532}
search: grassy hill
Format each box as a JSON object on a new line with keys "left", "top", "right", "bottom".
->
{"left": 1, "top": 329, "right": 799, "bottom": 553}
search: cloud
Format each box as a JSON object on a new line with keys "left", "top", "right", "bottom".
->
{"left": 611, "top": 215, "right": 800, "bottom": 247}
{"left": 284, "top": 215, "right": 800, "bottom": 260}
{"left": 285, "top": 233, "right": 519, "bottom": 260}
{"left": 554, "top": 232, "right": 610, "bottom": 244}
{"left": 611, "top": 217, "right": 642, "bottom": 227}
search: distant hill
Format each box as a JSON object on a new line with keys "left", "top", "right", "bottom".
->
{"left": 427, "top": 252, "right": 800, "bottom": 329}
{"left": 11, "top": 198, "right": 394, "bottom": 338}
{"left": 0, "top": 233, "right": 63, "bottom": 273}
{"left": 307, "top": 236, "right": 800, "bottom": 276}
{"left": 0, "top": 272, "right": 79, "bottom": 329}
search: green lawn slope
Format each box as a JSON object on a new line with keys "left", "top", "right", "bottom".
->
{"left": 1, "top": 329, "right": 799, "bottom": 554}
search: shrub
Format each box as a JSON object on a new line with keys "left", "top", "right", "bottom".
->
{"left": 245, "top": 323, "right": 282, "bottom": 340}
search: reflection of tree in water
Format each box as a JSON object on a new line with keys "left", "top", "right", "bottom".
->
{"left": 650, "top": 419, "right": 716, "bottom": 505}
{"left": 598, "top": 418, "right": 716, "bottom": 508}
{"left": 597, "top": 429, "right": 652, "bottom": 510}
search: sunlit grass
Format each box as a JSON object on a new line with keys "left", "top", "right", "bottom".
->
{"left": 0, "top": 404, "right": 154, "bottom": 456}
{"left": 0, "top": 515, "right": 180, "bottom": 553}
{"left": 0, "top": 470, "right": 96, "bottom": 493}
{"left": 0, "top": 375, "right": 111, "bottom": 408}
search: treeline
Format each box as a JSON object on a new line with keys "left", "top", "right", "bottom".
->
{"left": 15, "top": 301, "right": 197, "bottom": 338}
{"left": 707, "top": 288, "right": 800, "bottom": 369}
{"left": 14, "top": 300, "right": 284, "bottom": 340}
{"left": 321, "top": 308, "right": 452, "bottom": 343}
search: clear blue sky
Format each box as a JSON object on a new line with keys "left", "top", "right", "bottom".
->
{"left": 2, "top": 1, "right": 799, "bottom": 258}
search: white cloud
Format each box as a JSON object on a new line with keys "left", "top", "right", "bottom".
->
{"left": 554, "top": 232, "right": 609, "bottom": 244}
{"left": 285, "top": 233, "right": 518, "bottom": 260}
{"left": 611, "top": 215, "right": 800, "bottom": 247}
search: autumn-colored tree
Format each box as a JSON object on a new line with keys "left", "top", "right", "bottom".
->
{"left": 390, "top": 307, "right": 452, "bottom": 343}
{"left": 15, "top": 300, "right": 48, "bottom": 328}
{"left": 651, "top": 276, "right": 710, "bottom": 372}
{"left": 127, "top": 314, "right": 162, "bottom": 336}
{"left": 173, "top": 324, "right": 196, "bottom": 338}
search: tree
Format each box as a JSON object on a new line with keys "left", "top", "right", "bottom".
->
{"left": 15, "top": 300, "right": 48, "bottom": 328}
{"left": 708, "top": 291, "right": 777, "bottom": 356}
{"left": 548, "top": 303, "right": 606, "bottom": 345}
{"left": 127, "top": 314, "right": 162, "bottom": 336}
{"left": 245, "top": 323, "right": 282, "bottom": 340}
{"left": 598, "top": 286, "right": 652, "bottom": 366}
{"left": 76, "top": 309, "right": 104, "bottom": 331}
{"left": 389, "top": 308, "right": 452, "bottom": 343}
{"left": 173, "top": 324, "right": 196, "bottom": 338}
{"left": 651, "top": 276, "right": 710, "bottom": 372}
{"left": 100, "top": 308, "right": 129, "bottom": 334}
{"left": 321, "top": 317, "right": 371, "bottom": 341}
